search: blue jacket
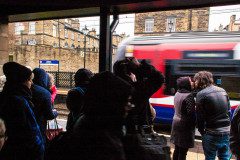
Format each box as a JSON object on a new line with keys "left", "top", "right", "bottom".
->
{"left": 0, "top": 83, "right": 44, "bottom": 160}
{"left": 32, "top": 68, "right": 58, "bottom": 141}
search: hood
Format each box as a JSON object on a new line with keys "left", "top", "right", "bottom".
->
{"left": 32, "top": 68, "right": 49, "bottom": 89}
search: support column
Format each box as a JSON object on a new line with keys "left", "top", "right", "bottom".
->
{"left": 99, "top": 1, "right": 110, "bottom": 72}
{"left": 0, "top": 16, "right": 9, "bottom": 75}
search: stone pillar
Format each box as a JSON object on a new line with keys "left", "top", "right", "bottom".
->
{"left": 0, "top": 17, "right": 9, "bottom": 75}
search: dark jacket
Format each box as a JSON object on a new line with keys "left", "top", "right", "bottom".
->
{"left": 196, "top": 85, "right": 231, "bottom": 135}
{"left": 46, "top": 72, "right": 132, "bottom": 160}
{"left": 170, "top": 90, "right": 196, "bottom": 148}
{"left": 32, "top": 68, "right": 58, "bottom": 141}
{"left": 0, "top": 83, "right": 44, "bottom": 160}
{"left": 230, "top": 106, "right": 240, "bottom": 157}
{"left": 127, "top": 61, "right": 164, "bottom": 131}
{"left": 66, "top": 86, "right": 86, "bottom": 131}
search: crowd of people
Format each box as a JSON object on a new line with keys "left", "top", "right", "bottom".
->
{"left": 0, "top": 57, "right": 239, "bottom": 160}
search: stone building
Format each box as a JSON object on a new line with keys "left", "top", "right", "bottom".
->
{"left": 134, "top": 8, "right": 209, "bottom": 35}
{"left": 8, "top": 18, "right": 125, "bottom": 73}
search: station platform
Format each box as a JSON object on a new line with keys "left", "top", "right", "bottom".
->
{"left": 55, "top": 88, "right": 235, "bottom": 160}
{"left": 56, "top": 118, "right": 235, "bottom": 160}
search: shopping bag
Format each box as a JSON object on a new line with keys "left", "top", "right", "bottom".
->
{"left": 46, "top": 119, "right": 63, "bottom": 141}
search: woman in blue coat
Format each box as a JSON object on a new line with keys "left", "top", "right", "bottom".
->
{"left": 0, "top": 62, "right": 44, "bottom": 160}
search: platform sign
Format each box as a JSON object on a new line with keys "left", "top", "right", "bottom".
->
{"left": 39, "top": 60, "right": 59, "bottom": 71}
{"left": 39, "top": 60, "right": 59, "bottom": 65}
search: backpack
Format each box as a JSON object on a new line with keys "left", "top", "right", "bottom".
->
{"left": 123, "top": 127, "right": 171, "bottom": 160}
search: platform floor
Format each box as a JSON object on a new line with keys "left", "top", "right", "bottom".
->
{"left": 56, "top": 119, "right": 235, "bottom": 160}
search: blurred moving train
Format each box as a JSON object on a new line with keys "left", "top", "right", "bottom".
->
{"left": 115, "top": 32, "right": 240, "bottom": 125}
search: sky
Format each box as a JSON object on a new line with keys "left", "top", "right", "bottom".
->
{"left": 79, "top": 14, "right": 135, "bottom": 36}
{"left": 78, "top": 5, "right": 240, "bottom": 36}
{"left": 209, "top": 5, "right": 240, "bottom": 31}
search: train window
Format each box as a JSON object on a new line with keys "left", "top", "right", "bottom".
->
{"left": 183, "top": 50, "right": 233, "bottom": 59}
{"left": 164, "top": 59, "right": 240, "bottom": 100}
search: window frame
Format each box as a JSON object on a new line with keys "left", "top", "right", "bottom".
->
{"left": 144, "top": 18, "right": 154, "bottom": 32}
{"left": 28, "top": 22, "right": 36, "bottom": 34}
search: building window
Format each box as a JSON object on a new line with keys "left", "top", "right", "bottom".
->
{"left": 166, "top": 16, "right": 176, "bottom": 32}
{"left": 15, "top": 23, "right": 25, "bottom": 35}
{"left": 53, "top": 24, "right": 58, "bottom": 37}
{"left": 28, "top": 22, "right": 36, "bottom": 34}
{"left": 71, "top": 32, "right": 74, "bottom": 40}
{"left": 65, "top": 29, "right": 68, "bottom": 38}
{"left": 78, "top": 34, "right": 80, "bottom": 42}
{"left": 145, "top": 18, "right": 154, "bottom": 32}
{"left": 71, "top": 44, "right": 75, "bottom": 49}
{"left": 53, "top": 42, "right": 59, "bottom": 48}
{"left": 64, "top": 42, "right": 69, "bottom": 48}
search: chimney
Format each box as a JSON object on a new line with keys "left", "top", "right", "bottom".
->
{"left": 88, "top": 28, "right": 96, "bottom": 36}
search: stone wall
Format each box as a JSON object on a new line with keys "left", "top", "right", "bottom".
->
{"left": 135, "top": 7, "right": 209, "bottom": 35}
{"left": 13, "top": 45, "right": 99, "bottom": 73}
{"left": 0, "top": 22, "right": 9, "bottom": 75}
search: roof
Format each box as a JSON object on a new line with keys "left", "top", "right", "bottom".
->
{"left": 3, "top": 0, "right": 240, "bottom": 22}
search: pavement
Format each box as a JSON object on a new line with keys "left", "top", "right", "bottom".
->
{"left": 56, "top": 118, "right": 235, "bottom": 160}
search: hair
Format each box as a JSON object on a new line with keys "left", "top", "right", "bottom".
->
{"left": 113, "top": 60, "right": 132, "bottom": 83}
{"left": 177, "top": 76, "right": 191, "bottom": 91}
{"left": 194, "top": 71, "right": 214, "bottom": 89}
{"left": 48, "top": 73, "right": 55, "bottom": 87}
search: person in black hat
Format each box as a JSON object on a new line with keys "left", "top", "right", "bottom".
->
{"left": 66, "top": 68, "right": 94, "bottom": 131}
{"left": 0, "top": 62, "right": 44, "bottom": 160}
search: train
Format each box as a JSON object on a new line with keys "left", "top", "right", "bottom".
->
{"left": 115, "top": 31, "right": 240, "bottom": 125}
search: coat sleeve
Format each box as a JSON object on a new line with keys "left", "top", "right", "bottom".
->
{"left": 230, "top": 106, "right": 240, "bottom": 156}
{"left": 137, "top": 61, "right": 165, "bottom": 98}
{"left": 42, "top": 91, "right": 58, "bottom": 120}
{"left": 196, "top": 94, "right": 206, "bottom": 135}
{"left": 182, "top": 94, "right": 196, "bottom": 119}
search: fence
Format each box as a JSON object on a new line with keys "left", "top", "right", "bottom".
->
{"left": 47, "top": 71, "right": 75, "bottom": 88}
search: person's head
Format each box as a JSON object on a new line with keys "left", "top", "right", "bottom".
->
{"left": 113, "top": 59, "right": 133, "bottom": 83}
{"left": 125, "top": 57, "right": 140, "bottom": 74}
{"left": 0, "top": 118, "right": 7, "bottom": 151}
{"left": 177, "top": 76, "right": 194, "bottom": 91}
{"left": 74, "top": 68, "right": 94, "bottom": 87}
{"left": 3, "top": 62, "right": 33, "bottom": 89}
{"left": 32, "top": 68, "right": 49, "bottom": 89}
{"left": 194, "top": 71, "right": 214, "bottom": 89}
{"left": 84, "top": 71, "right": 134, "bottom": 128}
{"left": 47, "top": 73, "right": 55, "bottom": 88}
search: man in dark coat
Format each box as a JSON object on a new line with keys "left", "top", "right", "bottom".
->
{"left": 31, "top": 68, "right": 58, "bottom": 143}
{"left": 0, "top": 62, "right": 44, "bottom": 160}
{"left": 45, "top": 71, "right": 133, "bottom": 160}
{"left": 66, "top": 68, "right": 93, "bottom": 131}
{"left": 194, "top": 71, "right": 231, "bottom": 160}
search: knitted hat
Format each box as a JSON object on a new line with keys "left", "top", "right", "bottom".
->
{"left": 3, "top": 62, "right": 32, "bottom": 84}
{"left": 74, "top": 68, "right": 94, "bottom": 86}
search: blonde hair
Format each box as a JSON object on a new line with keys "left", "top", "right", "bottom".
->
{"left": 194, "top": 71, "right": 214, "bottom": 89}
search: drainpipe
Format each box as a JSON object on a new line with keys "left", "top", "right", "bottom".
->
{"left": 109, "top": 10, "right": 119, "bottom": 71}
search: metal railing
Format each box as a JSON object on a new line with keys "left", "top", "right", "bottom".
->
{"left": 47, "top": 71, "right": 75, "bottom": 88}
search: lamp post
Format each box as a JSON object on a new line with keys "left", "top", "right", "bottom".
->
{"left": 82, "top": 25, "right": 89, "bottom": 68}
